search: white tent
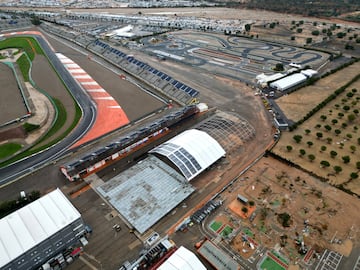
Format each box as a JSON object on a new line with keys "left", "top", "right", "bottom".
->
{"left": 158, "top": 246, "right": 206, "bottom": 270}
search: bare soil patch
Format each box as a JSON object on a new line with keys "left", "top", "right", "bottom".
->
{"left": 0, "top": 61, "right": 27, "bottom": 126}
{"left": 218, "top": 156, "right": 360, "bottom": 266}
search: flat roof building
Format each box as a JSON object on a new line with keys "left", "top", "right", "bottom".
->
{"left": 0, "top": 189, "right": 85, "bottom": 270}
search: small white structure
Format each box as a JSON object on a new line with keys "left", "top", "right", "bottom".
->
{"left": 301, "top": 69, "right": 318, "bottom": 78}
{"left": 270, "top": 73, "right": 307, "bottom": 91}
{"left": 289, "top": 62, "right": 302, "bottom": 69}
{"left": 105, "top": 25, "right": 135, "bottom": 38}
{"left": 150, "top": 129, "right": 226, "bottom": 181}
{"left": 157, "top": 246, "right": 206, "bottom": 270}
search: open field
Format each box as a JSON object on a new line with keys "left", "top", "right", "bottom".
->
{"left": 273, "top": 76, "right": 360, "bottom": 195}
{"left": 276, "top": 61, "right": 360, "bottom": 122}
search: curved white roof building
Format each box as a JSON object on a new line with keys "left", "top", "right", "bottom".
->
{"left": 158, "top": 246, "right": 206, "bottom": 270}
{"left": 150, "top": 129, "right": 226, "bottom": 181}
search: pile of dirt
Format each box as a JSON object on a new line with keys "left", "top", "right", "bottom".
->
{"left": 0, "top": 126, "right": 26, "bottom": 141}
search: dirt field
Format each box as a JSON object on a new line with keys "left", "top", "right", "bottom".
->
{"left": 276, "top": 61, "right": 360, "bottom": 122}
{"left": 0, "top": 58, "right": 27, "bottom": 126}
{"left": 273, "top": 75, "right": 360, "bottom": 194}
{"left": 211, "top": 156, "right": 360, "bottom": 266}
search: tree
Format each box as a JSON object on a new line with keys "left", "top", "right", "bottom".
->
{"left": 242, "top": 207, "right": 248, "bottom": 214}
{"left": 335, "top": 129, "right": 341, "bottom": 136}
{"left": 326, "top": 137, "right": 333, "bottom": 144}
{"left": 350, "top": 145, "right": 356, "bottom": 153}
{"left": 356, "top": 161, "right": 360, "bottom": 170}
{"left": 278, "top": 212, "right": 292, "bottom": 227}
{"left": 338, "top": 112, "right": 344, "bottom": 118}
{"left": 299, "top": 149, "right": 306, "bottom": 157}
{"left": 312, "top": 30, "right": 320, "bottom": 36}
{"left": 293, "top": 135, "right": 303, "bottom": 143}
{"left": 324, "top": 125, "right": 332, "bottom": 131}
{"left": 274, "top": 63, "right": 284, "bottom": 71}
{"left": 245, "top": 23, "right": 251, "bottom": 32}
{"left": 358, "top": 137, "right": 360, "bottom": 145}
{"left": 342, "top": 155, "right": 350, "bottom": 164}
{"left": 305, "top": 129, "right": 311, "bottom": 135}
{"left": 350, "top": 172, "right": 358, "bottom": 179}
{"left": 348, "top": 114, "right": 356, "bottom": 122}
{"left": 308, "top": 154, "right": 315, "bottom": 162}
{"left": 331, "top": 119, "right": 338, "bottom": 125}
{"left": 320, "top": 160, "right": 330, "bottom": 168}
{"left": 307, "top": 141, "right": 313, "bottom": 147}
{"left": 333, "top": 165, "right": 342, "bottom": 174}
{"left": 320, "top": 115, "right": 327, "bottom": 121}
{"left": 249, "top": 201, "right": 255, "bottom": 207}
{"left": 30, "top": 15, "right": 41, "bottom": 25}
{"left": 306, "top": 37, "right": 312, "bottom": 44}
{"left": 316, "top": 132, "right": 323, "bottom": 139}
{"left": 330, "top": 150, "right": 337, "bottom": 158}
{"left": 343, "top": 105, "right": 350, "bottom": 112}
{"left": 286, "top": 145, "right": 293, "bottom": 152}
{"left": 320, "top": 145, "right": 327, "bottom": 152}
{"left": 297, "top": 28, "right": 303, "bottom": 33}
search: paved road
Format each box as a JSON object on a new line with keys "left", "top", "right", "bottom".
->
{"left": 0, "top": 34, "right": 96, "bottom": 186}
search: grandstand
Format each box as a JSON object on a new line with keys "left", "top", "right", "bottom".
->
{"left": 40, "top": 23, "right": 200, "bottom": 105}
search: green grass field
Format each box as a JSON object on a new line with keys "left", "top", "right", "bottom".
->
{"left": 220, "top": 225, "right": 233, "bottom": 237}
{"left": 0, "top": 143, "right": 22, "bottom": 159}
{"left": 210, "top": 221, "right": 222, "bottom": 232}
{"left": 260, "top": 256, "right": 286, "bottom": 270}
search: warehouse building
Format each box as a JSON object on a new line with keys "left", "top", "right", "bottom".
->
{"left": 269, "top": 73, "right": 307, "bottom": 91}
{"left": 0, "top": 189, "right": 86, "bottom": 270}
{"left": 97, "top": 129, "right": 226, "bottom": 234}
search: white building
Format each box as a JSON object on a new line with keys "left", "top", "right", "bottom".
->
{"left": 150, "top": 129, "right": 226, "bottom": 181}
{"left": 301, "top": 69, "right": 318, "bottom": 78}
{"left": 0, "top": 189, "right": 85, "bottom": 270}
{"left": 158, "top": 246, "right": 206, "bottom": 270}
{"left": 270, "top": 73, "right": 307, "bottom": 91}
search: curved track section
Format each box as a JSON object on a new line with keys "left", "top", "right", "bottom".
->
{"left": 0, "top": 31, "right": 96, "bottom": 186}
{"left": 56, "top": 53, "right": 130, "bottom": 148}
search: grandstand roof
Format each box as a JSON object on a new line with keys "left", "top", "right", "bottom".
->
{"left": 0, "top": 189, "right": 81, "bottom": 268}
{"left": 158, "top": 246, "right": 206, "bottom": 270}
{"left": 150, "top": 129, "right": 225, "bottom": 181}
